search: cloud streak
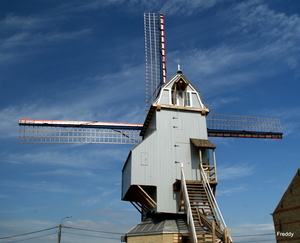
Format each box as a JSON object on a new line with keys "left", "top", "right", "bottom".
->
{"left": 0, "top": 62, "right": 145, "bottom": 139}
{"left": 217, "top": 186, "right": 248, "bottom": 196}
{"left": 232, "top": 0, "right": 300, "bottom": 73}
{"left": 2, "top": 180, "right": 74, "bottom": 194}
{"left": 167, "top": 0, "right": 300, "bottom": 103}
{"left": 218, "top": 164, "right": 254, "bottom": 180}
{"left": 75, "top": 0, "right": 223, "bottom": 16}
{"left": 4, "top": 146, "right": 128, "bottom": 168}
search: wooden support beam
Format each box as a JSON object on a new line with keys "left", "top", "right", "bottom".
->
{"left": 224, "top": 228, "right": 231, "bottom": 243}
{"left": 198, "top": 211, "right": 224, "bottom": 240}
{"left": 212, "top": 222, "right": 216, "bottom": 243}
{"left": 137, "top": 185, "right": 157, "bottom": 208}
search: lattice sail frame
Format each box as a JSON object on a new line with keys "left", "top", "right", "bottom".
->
{"left": 144, "top": 13, "right": 167, "bottom": 113}
{"left": 18, "top": 120, "right": 143, "bottom": 144}
{"left": 18, "top": 13, "right": 283, "bottom": 143}
{"left": 206, "top": 114, "right": 282, "bottom": 139}
{"left": 19, "top": 115, "right": 282, "bottom": 143}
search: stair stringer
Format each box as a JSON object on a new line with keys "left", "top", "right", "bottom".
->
{"left": 179, "top": 179, "right": 229, "bottom": 243}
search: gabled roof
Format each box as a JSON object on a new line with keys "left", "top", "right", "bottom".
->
{"left": 153, "top": 70, "right": 209, "bottom": 111}
{"left": 273, "top": 168, "right": 300, "bottom": 214}
{"left": 158, "top": 70, "right": 201, "bottom": 94}
{"left": 140, "top": 71, "right": 209, "bottom": 137}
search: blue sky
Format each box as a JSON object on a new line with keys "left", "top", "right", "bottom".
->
{"left": 1, "top": 0, "right": 300, "bottom": 242}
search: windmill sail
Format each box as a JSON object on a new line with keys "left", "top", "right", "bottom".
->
{"left": 18, "top": 13, "right": 282, "bottom": 143}
{"left": 18, "top": 119, "right": 142, "bottom": 144}
{"left": 19, "top": 114, "right": 282, "bottom": 143}
{"left": 206, "top": 114, "right": 282, "bottom": 139}
{"left": 144, "top": 13, "right": 167, "bottom": 113}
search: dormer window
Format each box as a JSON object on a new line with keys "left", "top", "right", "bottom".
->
{"left": 171, "top": 78, "right": 190, "bottom": 106}
{"left": 154, "top": 71, "right": 209, "bottom": 111}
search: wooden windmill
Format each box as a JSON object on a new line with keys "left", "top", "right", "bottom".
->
{"left": 19, "top": 13, "right": 282, "bottom": 243}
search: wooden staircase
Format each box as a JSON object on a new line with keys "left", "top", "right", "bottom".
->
{"left": 182, "top": 180, "right": 226, "bottom": 243}
{"left": 179, "top": 164, "right": 231, "bottom": 243}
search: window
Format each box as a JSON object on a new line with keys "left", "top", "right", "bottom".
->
{"left": 186, "top": 92, "right": 191, "bottom": 106}
{"left": 171, "top": 79, "right": 190, "bottom": 107}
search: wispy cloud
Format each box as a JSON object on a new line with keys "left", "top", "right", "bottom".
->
{"left": 4, "top": 147, "right": 128, "bottom": 168}
{"left": 168, "top": 45, "right": 279, "bottom": 104}
{"left": 80, "top": 190, "right": 117, "bottom": 207}
{"left": 258, "top": 106, "right": 300, "bottom": 137}
{"left": 159, "top": 0, "right": 222, "bottom": 16}
{"left": 0, "top": 219, "right": 55, "bottom": 230}
{"left": 218, "top": 164, "right": 254, "bottom": 180}
{"left": 0, "top": 29, "right": 91, "bottom": 64}
{"left": 231, "top": 223, "right": 276, "bottom": 242}
{"left": 74, "top": 0, "right": 223, "bottom": 16}
{"left": 0, "top": 14, "right": 44, "bottom": 30}
{"left": 2, "top": 180, "right": 74, "bottom": 193}
{"left": 208, "top": 97, "right": 240, "bottom": 110}
{"left": 231, "top": 0, "right": 300, "bottom": 74}
{"left": 238, "top": 223, "right": 275, "bottom": 232}
{"left": 0, "top": 205, "right": 48, "bottom": 214}
{"left": 0, "top": 0, "right": 222, "bottom": 24}
{"left": 0, "top": 12, "right": 91, "bottom": 65}
{"left": 168, "top": 1, "right": 300, "bottom": 102}
{"left": 30, "top": 169, "right": 96, "bottom": 177}
{"left": 0, "top": 194, "right": 10, "bottom": 199}
{"left": 0, "top": 63, "right": 144, "bottom": 139}
{"left": 217, "top": 186, "right": 248, "bottom": 196}
{"left": 92, "top": 207, "right": 131, "bottom": 219}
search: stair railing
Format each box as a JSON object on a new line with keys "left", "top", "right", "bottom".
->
{"left": 199, "top": 163, "right": 227, "bottom": 231}
{"left": 180, "top": 163, "right": 198, "bottom": 243}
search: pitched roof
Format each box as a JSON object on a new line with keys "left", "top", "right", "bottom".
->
{"left": 159, "top": 70, "right": 200, "bottom": 94}
{"left": 126, "top": 213, "right": 189, "bottom": 236}
{"left": 273, "top": 168, "right": 300, "bottom": 214}
{"left": 140, "top": 71, "right": 209, "bottom": 137}
{"left": 190, "top": 138, "right": 216, "bottom": 149}
{"left": 154, "top": 70, "right": 209, "bottom": 111}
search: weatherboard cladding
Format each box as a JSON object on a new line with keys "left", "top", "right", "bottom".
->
{"left": 140, "top": 71, "right": 209, "bottom": 138}
{"left": 121, "top": 152, "right": 132, "bottom": 199}
{"left": 122, "top": 71, "right": 211, "bottom": 213}
{"left": 143, "top": 111, "right": 157, "bottom": 138}
{"left": 122, "top": 108, "right": 209, "bottom": 213}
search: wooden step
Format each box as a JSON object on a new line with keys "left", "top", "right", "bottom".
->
{"left": 183, "top": 180, "right": 222, "bottom": 242}
{"left": 187, "top": 191, "right": 206, "bottom": 194}
{"left": 189, "top": 196, "right": 208, "bottom": 199}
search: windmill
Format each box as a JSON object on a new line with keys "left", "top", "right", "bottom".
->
{"left": 19, "top": 13, "right": 282, "bottom": 243}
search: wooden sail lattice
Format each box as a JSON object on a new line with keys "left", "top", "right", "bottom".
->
{"left": 19, "top": 114, "right": 282, "bottom": 143}
{"left": 18, "top": 120, "right": 142, "bottom": 144}
{"left": 206, "top": 114, "right": 282, "bottom": 139}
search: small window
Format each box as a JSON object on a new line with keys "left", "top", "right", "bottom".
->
{"left": 172, "top": 79, "right": 189, "bottom": 107}
{"left": 186, "top": 92, "right": 191, "bottom": 106}
{"left": 171, "top": 90, "right": 175, "bottom": 105}
{"left": 177, "top": 90, "right": 184, "bottom": 106}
